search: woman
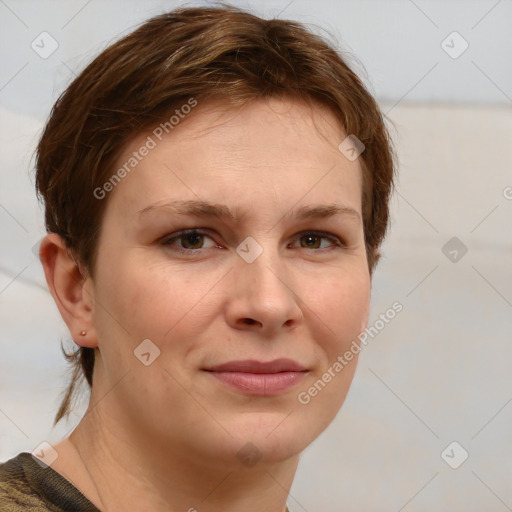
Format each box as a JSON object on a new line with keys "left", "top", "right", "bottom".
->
{"left": 0, "top": 4, "right": 395, "bottom": 511}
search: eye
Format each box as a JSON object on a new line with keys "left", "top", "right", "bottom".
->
{"left": 291, "top": 231, "right": 345, "bottom": 250}
{"left": 160, "top": 228, "right": 347, "bottom": 256}
{"left": 161, "top": 229, "right": 218, "bottom": 253}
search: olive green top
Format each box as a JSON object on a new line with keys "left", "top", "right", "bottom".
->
{"left": 0, "top": 452, "right": 291, "bottom": 511}
{"left": 0, "top": 452, "right": 98, "bottom": 511}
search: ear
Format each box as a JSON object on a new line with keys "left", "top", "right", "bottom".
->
{"left": 39, "top": 233, "right": 98, "bottom": 349}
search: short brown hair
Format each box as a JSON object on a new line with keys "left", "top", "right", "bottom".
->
{"left": 35, "top": 3, "right": 396, "bottom": 424}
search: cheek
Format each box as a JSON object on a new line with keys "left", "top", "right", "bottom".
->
{"left": 92, "top": 256, "right": 221, "bottom": 348}
{"left": 296, "top": 274, "right": 369, "bottom": 431}
{"left": 313, "top": 269, "right": 371, "bottom": 354}
{"left": 90, "top": 256, "right": 163, "bottom": 362}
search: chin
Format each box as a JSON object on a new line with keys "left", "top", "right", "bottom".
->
{"left": 217, "top": 413, "right": 324, "bottom": 465}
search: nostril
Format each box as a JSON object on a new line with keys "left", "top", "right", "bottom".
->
{"left": 244, "top": 318, "right": 257, "bottom": 325}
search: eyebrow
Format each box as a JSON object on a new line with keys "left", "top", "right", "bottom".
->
{"left": 138, "top": 199, "right": 361, "bottom": 223}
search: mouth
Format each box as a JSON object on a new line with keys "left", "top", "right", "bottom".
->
{"left": 203, "top": 359, "right": 308, "bottom": 396}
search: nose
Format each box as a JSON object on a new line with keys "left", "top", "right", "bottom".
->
{"left": 224, "top": 247, "right": 304, "bottom": 336}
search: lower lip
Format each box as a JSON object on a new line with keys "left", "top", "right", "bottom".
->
{"left": 207, "top": 371, "right": 307, "bottom": 396}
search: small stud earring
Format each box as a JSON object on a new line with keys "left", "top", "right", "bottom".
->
{"left": 80, "top": 330, "right": 87, "bottom": 336}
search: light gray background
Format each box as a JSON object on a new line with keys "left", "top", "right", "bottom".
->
{"left": 1, "top": 1, "right": 511, "bottom": 511}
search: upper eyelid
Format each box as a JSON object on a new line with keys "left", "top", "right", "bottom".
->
{"left": 161, "top": 228, "right": 217, "bottom": 243}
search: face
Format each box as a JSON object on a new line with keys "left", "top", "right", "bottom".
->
{"left": 85, "top": 97, "right": 371, "bottom": 468}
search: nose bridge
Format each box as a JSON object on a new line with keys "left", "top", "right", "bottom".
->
{"left": 237, "top": 235, "right": 289, "bottom": 296}
{"left": 230, "top": 235, "right": 303, "bottom": 330}
{"left": 250, "top": 259, "right": 290, "bottom": 303}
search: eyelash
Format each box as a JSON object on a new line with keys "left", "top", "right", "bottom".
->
{"left": 161, "top": 229, "right": 347, "bottom": 255}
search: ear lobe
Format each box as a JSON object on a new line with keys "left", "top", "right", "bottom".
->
{"left": 39, "top": 233, "right": 98, "bottom": 349}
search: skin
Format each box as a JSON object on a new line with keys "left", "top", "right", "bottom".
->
{"left": 40, "top": 97, "right": 371, "bottom": 512}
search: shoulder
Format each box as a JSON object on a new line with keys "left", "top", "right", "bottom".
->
{"left": 0, "top": 453, "right": 52, "bottom": 511}
{"left": 1, "top": 451, "right": 100, "bottom": 512}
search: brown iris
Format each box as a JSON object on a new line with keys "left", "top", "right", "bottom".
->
{"left": 181, "top": 233, "right": 204, "bottom": 249}
{"left": 300, "top": 234, "right": 321, "bottom": 249}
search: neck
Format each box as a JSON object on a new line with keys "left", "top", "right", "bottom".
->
{"left": 57, "top": 400, "right": 297, "bottom": 512}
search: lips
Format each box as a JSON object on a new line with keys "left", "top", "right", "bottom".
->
{"left": 206, "top": 358, "right": 307, "bottom": 374}
{"left": 203, "top": 359, "right": 308, "bottom": 396}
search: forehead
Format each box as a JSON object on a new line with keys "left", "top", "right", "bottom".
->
{"left": 104, "top": 97, "right": 363, "bottom": 218}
